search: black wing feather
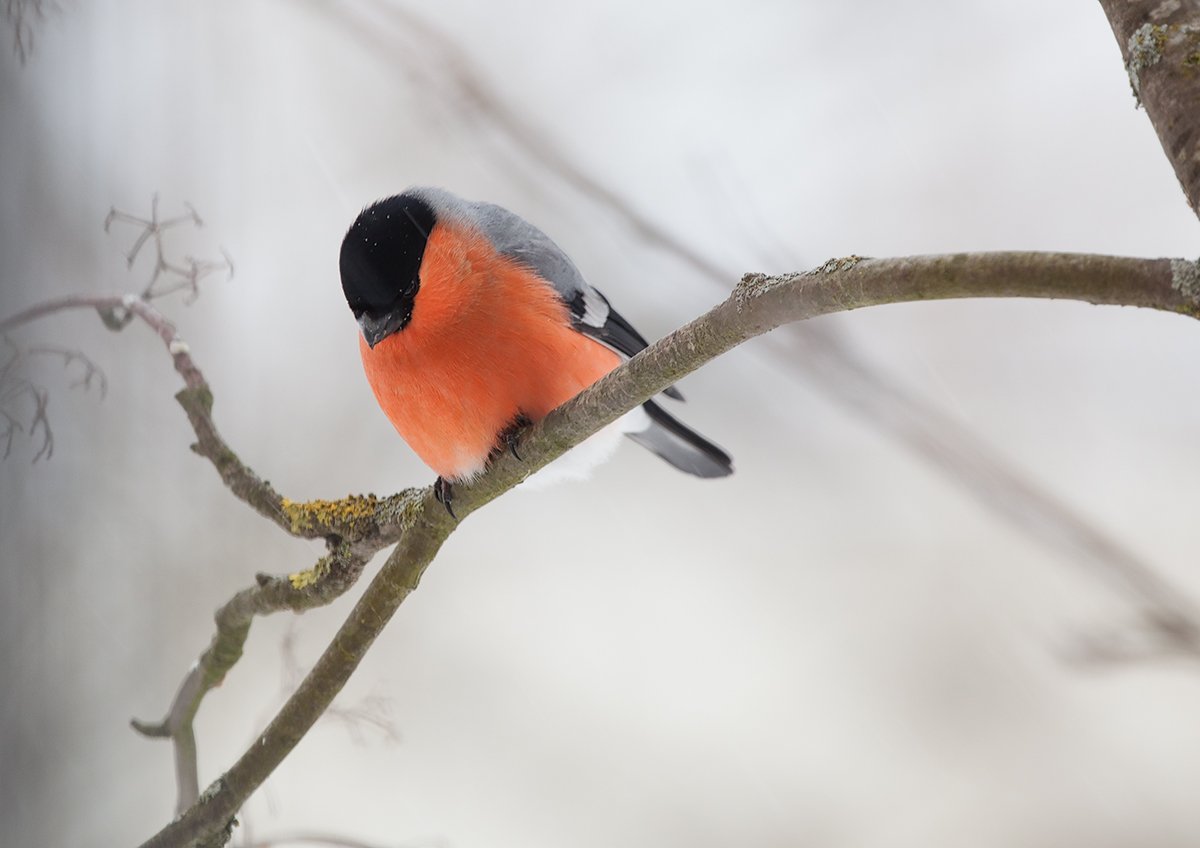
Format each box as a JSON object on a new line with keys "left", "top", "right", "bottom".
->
{"left": 563, "top": 289, "right": 684, "bottom": 401}
{"left": 626, "top": 400, "right": 732, "bottom": 478}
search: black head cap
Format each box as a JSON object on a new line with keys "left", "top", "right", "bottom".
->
{"left": 339, "top": 193, "right": 437, "bottom": 347}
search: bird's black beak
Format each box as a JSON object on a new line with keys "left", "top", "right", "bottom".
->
{"left": 357, "top": 307, "right": 411, "bottom": 349}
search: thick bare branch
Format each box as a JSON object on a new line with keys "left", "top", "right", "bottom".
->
{"left": 276, "top": 624, "right": 401, "bottom": 745}
{"left": 1099, "top": 0, "right": 1200, "bottom": 216}
{"left": 138, "top": 251, "right": 1200, "bottom": 848}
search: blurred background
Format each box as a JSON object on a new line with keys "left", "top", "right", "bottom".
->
{"left": 3, "top": 1, "right": 1200, "bottom": 846}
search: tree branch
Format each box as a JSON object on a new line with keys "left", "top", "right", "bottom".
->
{"left": 3, "top": 0, "right": 50, "bottom": 64}
{"left": 0, "top": 295, "right": 302, "bottom": 535}
{"left": 0, "top": 292, "right": 424, "bottom": 815}
{"left": 136, "top": 251, "right": 1200, "bottom": 848}
{"left": 1099, "top": 0, "right": 1200, "bottom": 216}
{"left": 329, "top": 0, "right": 1200, "bottom": 636}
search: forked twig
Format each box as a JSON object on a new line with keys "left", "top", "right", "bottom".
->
{"left": 105, "top": 195, "right": 234, "bottom": 302}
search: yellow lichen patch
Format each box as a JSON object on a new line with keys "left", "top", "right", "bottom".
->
{"left": 280, "top": 494, "right": 380, "bottom": 535}
{"left": 289, "top": 554, "right": 332, "bottom": 590}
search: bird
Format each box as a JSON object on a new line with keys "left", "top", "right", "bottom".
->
{"left": 338, "top": 186, "right": 732, "bottom": 515}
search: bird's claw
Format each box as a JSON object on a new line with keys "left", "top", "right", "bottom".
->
{"left": 498, "top": 413, "right": 531, "bottom": 463}
{"left": 433, "top": 477, "right": 456, "bottom": 520}
{"left": 505, "top": 430, "right": 523, "bottom": 461}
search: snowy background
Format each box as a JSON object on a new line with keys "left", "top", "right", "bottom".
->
{"left": 2, "top": 2, "right": 1200, "bottom": 846}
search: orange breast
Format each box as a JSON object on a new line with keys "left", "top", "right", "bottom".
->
{"left": 358, "top": 221, "right": 620, "bottom": 480}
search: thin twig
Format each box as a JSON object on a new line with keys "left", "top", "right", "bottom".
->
{"left": 1, "top": 293, "right": 299, "bottom": 532}
{"left": 105, "top": 197, "right": 234, "bottom": 302}
{"left": 0, "top": 373, "right": 53, "bottom": 460}
{"left": 27, "top": 344, "right": 109, "bottom": 398}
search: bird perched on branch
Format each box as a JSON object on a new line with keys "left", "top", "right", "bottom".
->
{"left": 339, "top": 186, "right": 732, "bottom": 515}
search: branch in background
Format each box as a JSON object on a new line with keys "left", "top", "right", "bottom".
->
{"left": 3, "top": 0, "right": 51, "bottom": 65}
{"left": 1099, "top": 0, "right": 1200, "bottom": 216}
{"left": 776, "top": 328, "right": 1200, "bottom": 662}
{"left": 238, "top": 830, "right": 447, "bottom": 848}
{"left": 0, "top": 331, "right": 112, "bottom": 460}
{"left": 0, "top": 338, "right": 50, "bottom": 459}
{"left": 329, "top": 0, "right": 1189, "bottom": 660}
{"left": 0, "top": 197, "right": 228, "bottom": 460}
{"left": 1068, "top": 611, "right": 1200, "bottom": 666}
{"left": 0, "top": 376, "right": 51, "bottom": 460}
{"left": 136, "top": 251, "right": 1200, "bottom": 848}
{"left": 105, "top": 195, "right": 235, "bottom": 302}
{"left": 26, "top": 344, "right": 110, "bottom": 398}
{"left": 0, "top": 292, "right": 303, "bottom": 525}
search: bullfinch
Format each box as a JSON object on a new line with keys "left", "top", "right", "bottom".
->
{"left": 338, "top": 186, "right": 732, "bottom": 514}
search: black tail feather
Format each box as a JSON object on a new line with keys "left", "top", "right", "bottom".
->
{"left": 626, "top": 400, "right": 733, "bottom": 478}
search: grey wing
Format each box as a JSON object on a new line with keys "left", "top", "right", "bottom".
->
{"left": 471, "top": 199, "right": 683, "bottom": 399}
{"left": 471, "top": 200, "right": 588, "bottom": 298}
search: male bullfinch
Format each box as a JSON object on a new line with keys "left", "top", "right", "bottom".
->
{"left": 339, "top": 186, "right": 732, "bottom": 513}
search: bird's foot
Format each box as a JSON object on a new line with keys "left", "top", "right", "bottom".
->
{"left": 433, "top": 477, "right": 456, "bottom": 520}
{"left": 497, "top": 413, "right": 532, "bottom": 462}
